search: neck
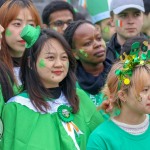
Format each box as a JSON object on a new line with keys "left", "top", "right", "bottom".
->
{"left": 81, "top": 62, "right": 104, "bottom": 76}
{"left": 116, "top": 33, "right": 140, "bottom": 46}
{"left": 9, "top": 49, "right": 23, "bottom": 58}
{"left": 116, "top": 34, "right": 126, "bottom": 46}
{"left": 114, "top": 107, "right": 146, "bottom": 125}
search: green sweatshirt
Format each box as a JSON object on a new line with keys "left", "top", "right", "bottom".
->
{"left": 87, "top": 119, "right": 150, "bottom": 150}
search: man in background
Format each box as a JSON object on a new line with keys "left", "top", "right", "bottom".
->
{"left": 106, "top": 0, "right": 145, "bottom": 62}
{"left": 42, "top": 1, "right": 75, "bottom": 35}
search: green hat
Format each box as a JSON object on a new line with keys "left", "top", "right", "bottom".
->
{"left": 86, "top": 0, "right": 110, "bottom": 24}
{"left": 20, "top": 25, "right": 41, "bottom": 48}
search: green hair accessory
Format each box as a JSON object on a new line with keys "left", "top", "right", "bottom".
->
{"left": 20, "top": 25, "right": 41, "bottom": 48}
{"left": 115, "top": 41, "right": 150, "bottom": 90}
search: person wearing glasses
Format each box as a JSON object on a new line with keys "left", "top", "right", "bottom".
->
{"left": 42, "top": 1, "right": 75, "bottom": 35}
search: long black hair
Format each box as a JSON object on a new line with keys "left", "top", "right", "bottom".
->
{"left": 0, "top": 60, "right": 14, "bottom": 102}
{"left": 20, "top": 29, "right": 79, "bottom": 113}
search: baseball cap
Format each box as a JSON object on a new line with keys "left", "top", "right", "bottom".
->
{"left": 110, "top": 0, "right": 145, "bottom": 14}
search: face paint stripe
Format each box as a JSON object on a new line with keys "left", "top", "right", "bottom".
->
{"left": 116, "top": 20, "right": 123, "bottom": 27}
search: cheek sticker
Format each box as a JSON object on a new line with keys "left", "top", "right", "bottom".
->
{"left": 39, "top": 59, "right": 46, "bottom": 68}
{"left": 103, "top": 26, "right": 110, "bottom": 33}
{"left": 5, "top": 29, "right": 12, "bottom": 36}
{"left": 52, "top": 27, "right": 58, "bottom": 31}
{"left": 79, "top": 49, "right": 88, "bottom": 57}
{"left": 116, "top": 20, "right": 123, "bottom": 27}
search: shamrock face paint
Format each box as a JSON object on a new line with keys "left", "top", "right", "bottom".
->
{"left": 39, "top": 59, "right": 46, "bottom": 68}
{"left": 103, "top": 27, "right": 110, "bottom": 33}
{"left": 79, "top": 49, "right": 88, "bottom": 57}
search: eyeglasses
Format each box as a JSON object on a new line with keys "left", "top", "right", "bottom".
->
{"left": 49, "top": 20, "right": 73, "bottom": 28}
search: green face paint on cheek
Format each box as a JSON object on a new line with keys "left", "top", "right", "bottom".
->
{"left": 39, "top": 59, "right": 46, "bottom": 68}
{"left": 5, "top": 29, "right": 12, "bottom": 36}
{"left": 79, "top": 49, "right": 88, "bottom": 57}
{"left": 103, "top": 26, "right": 109, "bottom": 33}
{"left": 52, "top": 27, "right": 58, "bottom": 31}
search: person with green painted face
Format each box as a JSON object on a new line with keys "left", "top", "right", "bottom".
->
{"left": 64, "top": 20, "right": 112, "bottom": 119}
{"left": 0, "top": 25, "right": 104, "bottom": 150}
{"left": 106, "top": 0, "right": 145, "bottom": 63}
{"left": 0, "top": 0, "right": 42, "bottom": 86}
{"left": 86, "top": 0, "right": 116, "bottom": 42}
{"left": 42, "top": 1, "right": 75, "bottom": 35}
{"left": 87, "top": 43, "right": 150, "bottom": 150}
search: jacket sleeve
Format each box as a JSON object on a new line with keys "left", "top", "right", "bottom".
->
{"left": 76, "top": 88, "right": 104, "bottom": 132}
{"left": 0, "top": 103, "right": 17, "bottom": 150}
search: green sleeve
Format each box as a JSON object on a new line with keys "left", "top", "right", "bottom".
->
{"left": 86, "top": 133, "right": 106, "bottom": 150}
{"left": 0, "top": 103, "right": 17, "bottom": 150}
{"left": 76, "top": 88, "right": 104, "bottom": 132}
{"left": 0, "top": 86, "right": 4, "bottom": 116}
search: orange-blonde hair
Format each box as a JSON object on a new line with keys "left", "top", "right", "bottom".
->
{"left": 103, "top": 61, "right": 150, "bottom": 109}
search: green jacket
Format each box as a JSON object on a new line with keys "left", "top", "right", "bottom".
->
{"left": 0, "top": 88, "right": 103, "bottom": 150}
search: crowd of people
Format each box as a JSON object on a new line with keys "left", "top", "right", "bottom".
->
{"left": 0, "top": 0, "right": 150, "bottom": 150}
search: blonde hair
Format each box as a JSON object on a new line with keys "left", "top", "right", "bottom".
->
{"left": 103, "top": 61, "right": 150, "bottom": 109}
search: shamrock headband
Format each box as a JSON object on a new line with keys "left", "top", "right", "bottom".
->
{"left": 115, "top": 41, "right": 150, "bottom": 90}
{"left": 20, "top": 25, "right": 41, "bottom": 48}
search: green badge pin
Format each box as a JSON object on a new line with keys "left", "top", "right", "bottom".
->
{"left": 57, "top": 105, "right": 74, "bottom": 122}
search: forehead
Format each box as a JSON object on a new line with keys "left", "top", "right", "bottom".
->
{"left": 74, "top": 23, "right": 99, "bottom": 39}
{"left": 41, "top": 38, "right": 66, "bottom": 54}
{"left": 50, "top": 9, "right": 73, "bottom": 22}
{"left": 15, "top": 8, "right": 34, "bottom": 20}
{"left": 98, "top": 18, "right": 110, "bottom": 26}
